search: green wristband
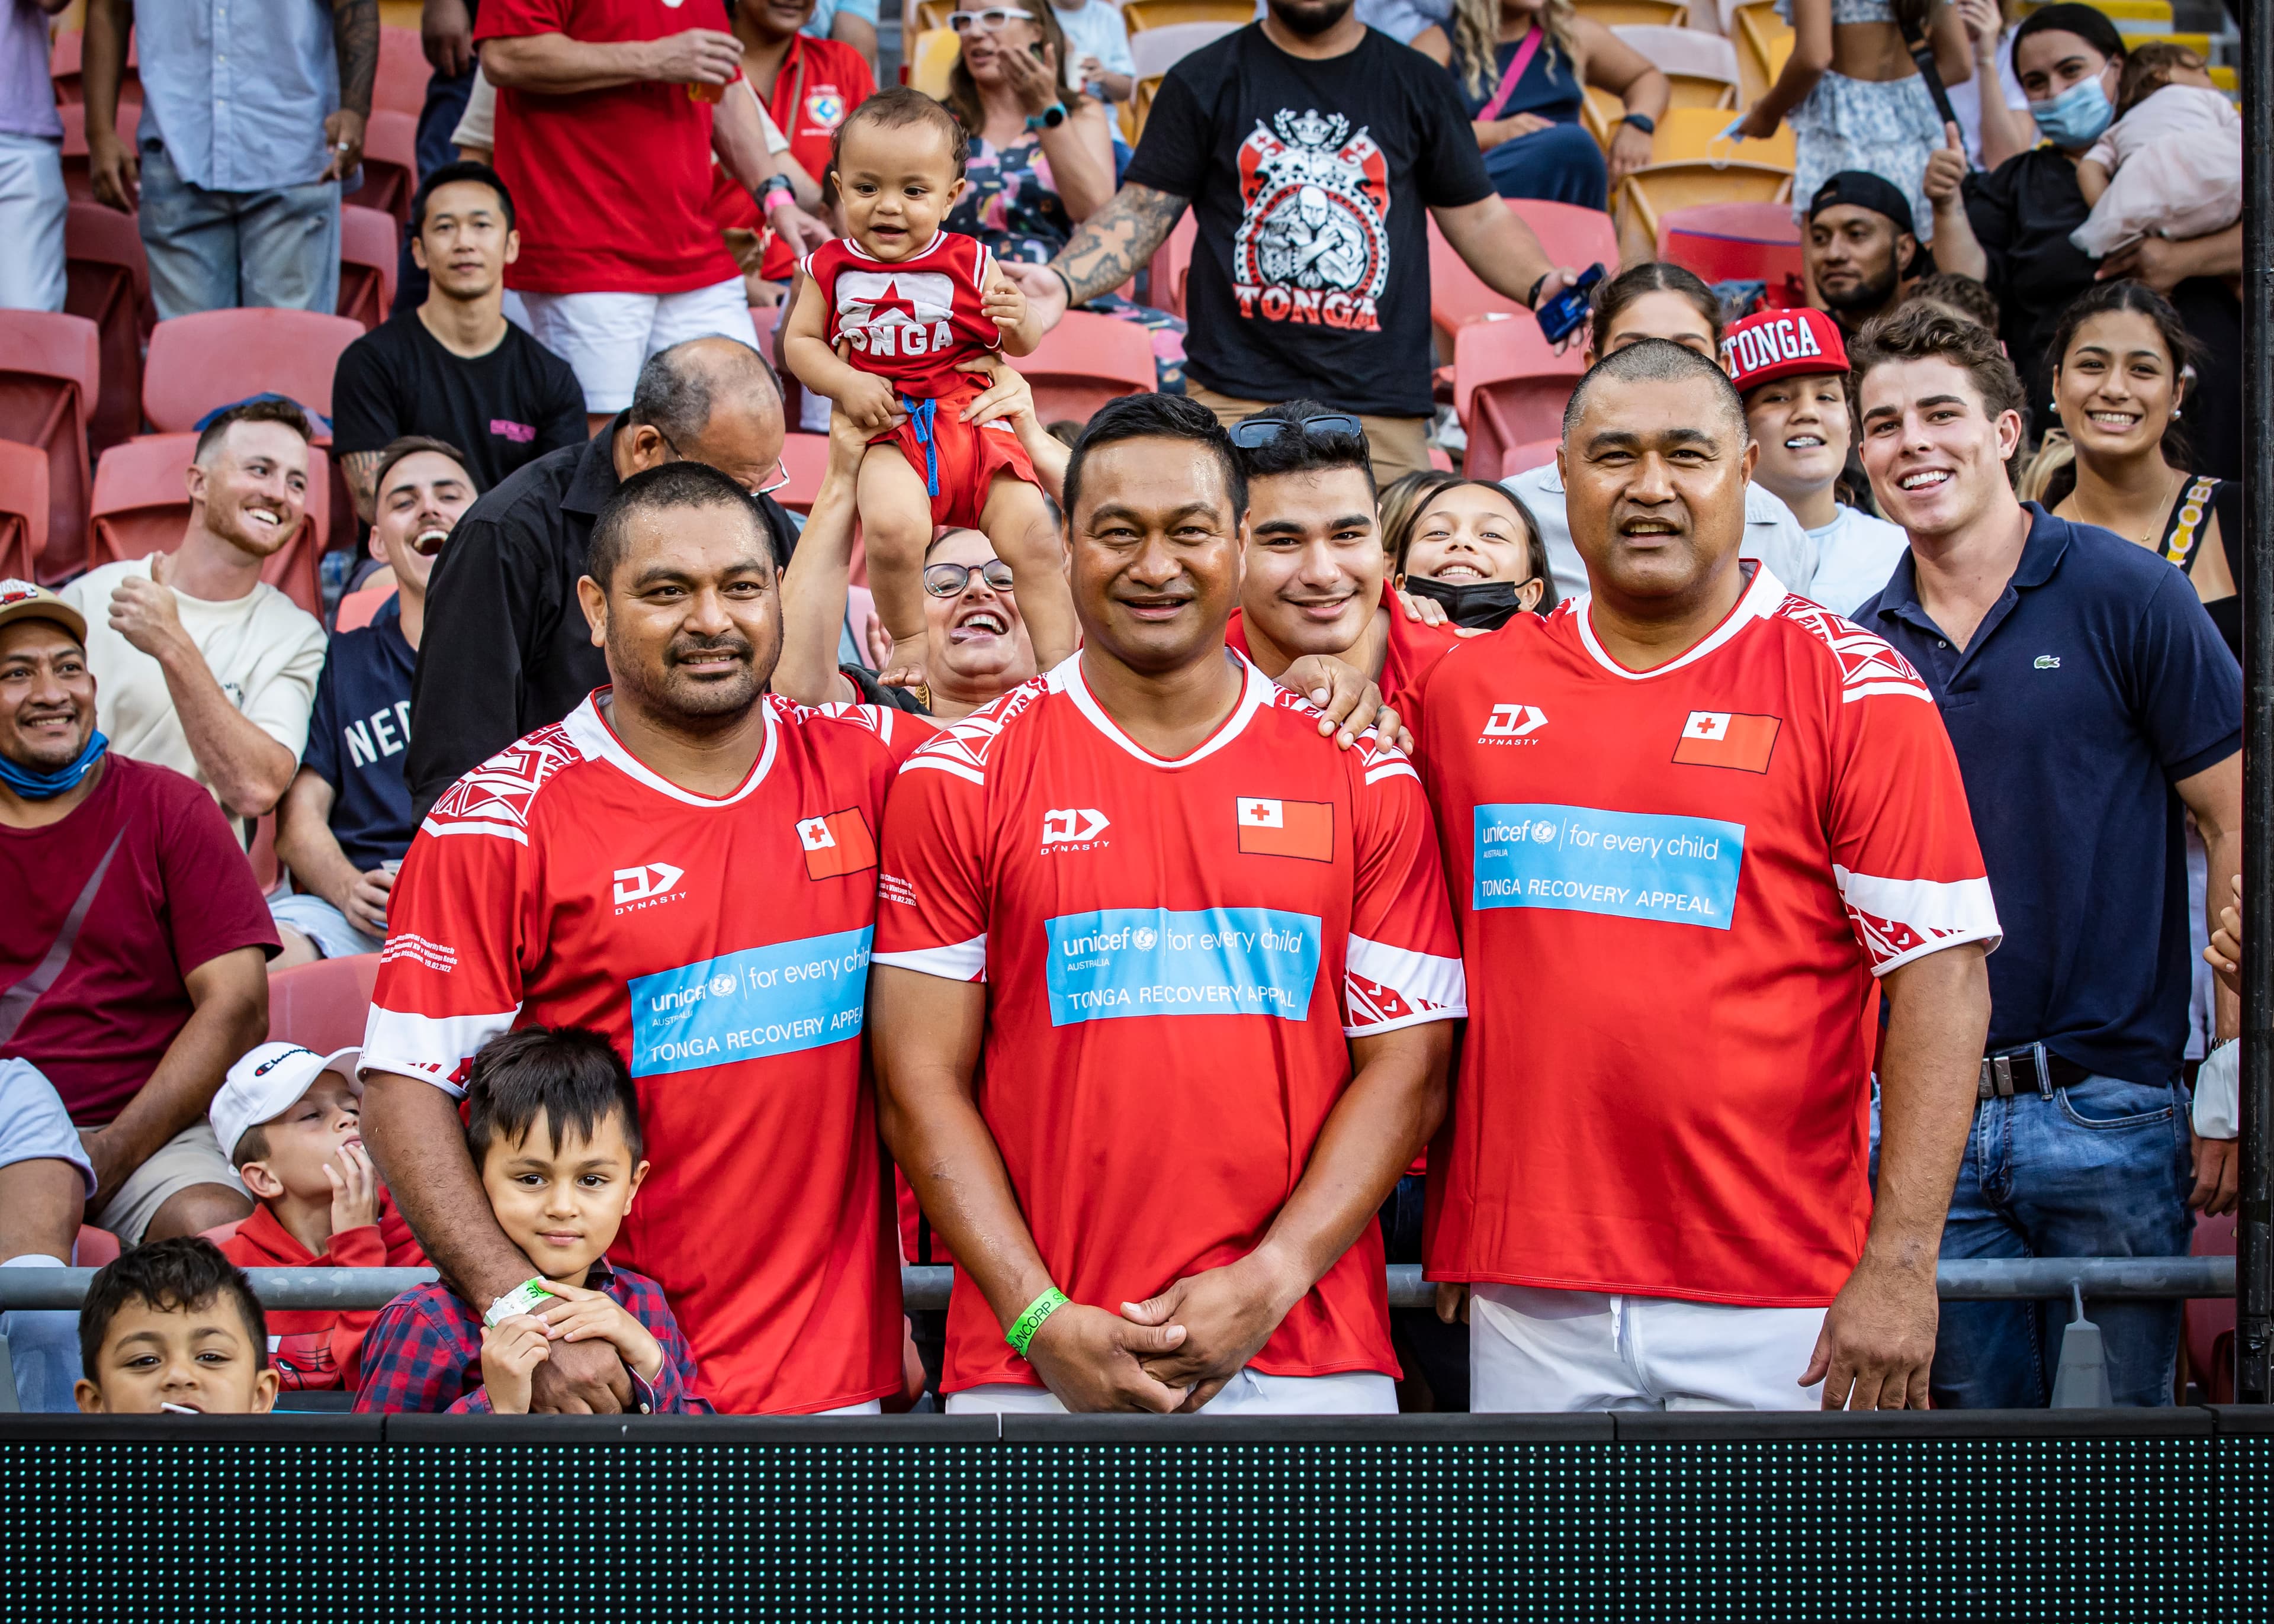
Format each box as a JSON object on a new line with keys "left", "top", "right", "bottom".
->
{"left": 1004, "top": 1287, "right": 1069, "bottom": 1357}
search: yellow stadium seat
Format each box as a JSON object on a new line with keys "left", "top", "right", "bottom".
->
{"left": 910, "top": 28, "right": 962, "bottom": 99}
{"left": 1733, "top": 3, "right": 1791, "bottom": 108}
{"left": 1576, "top": 0, "right": 1690, "bottom": 25}
{"left": 1615, "top": 161, "right": 1793, "bottom": 269}
{"left": 1122, "top": 1, "right": 1256, "bottom": 30}
{"left": 378, "top": 0, "right": 422, "bottom": 28}
{"left": 1129, "top": 75, "right": 1162, "bottom": 143}
{"left": 1585, "top": 82, "right": 1737, "bottom": 153}
{"left": 2209, "top": 65, "right": 2237, "bottom": 97}
{"left": 916, "top": 0, "right": 955, "bottom": 30}
{"left": 2045, "top": 1, "right": 2172, "bottom": 24}
{"left": 2124, "top": 31, "right": 2212, "bottom": 57}
{"left": 1647, "top": 104, "right": 1793, "bottom": 168}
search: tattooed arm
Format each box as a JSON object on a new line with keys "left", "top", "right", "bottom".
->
{"left": 325, "top": 0, "right": 381, "bottom": 181}
{"left": 1022, "top": 184, "right": 1191, "bottom": 329}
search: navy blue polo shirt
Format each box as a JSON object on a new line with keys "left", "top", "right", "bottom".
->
{"left": 301, "top": 598, "right": 417, "bottom": 872}
{"left": 1857, "top": 505, "right": 2240, "bottom": 1084}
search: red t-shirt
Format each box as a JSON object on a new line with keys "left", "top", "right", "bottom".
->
{"left": 1417, "top": 567, "right": 2002, "bottom": 1305}
{"left": 362, "top": 690, "right": 934, "bottom": 1413}
{"left": 0, "top": 756, "right": 277, "bottom": 1124}
{"left": 706, "top": 35, "right": 873, "bottom": 283}
{"left": 1225, "top": 603, "right": 1461, "bottom": 735}
{"left": 801, "top": 230, "right": 1003, "bottom": 400}
{"left": 873, "top": 652, "right": 1467, "bottom": 1394}
{"left": 476, "top": 0, "right": 746, "bottom": 295}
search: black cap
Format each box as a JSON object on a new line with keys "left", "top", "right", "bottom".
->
{"left": 1806, "top": 171, "right": 1917, "bottom": 239}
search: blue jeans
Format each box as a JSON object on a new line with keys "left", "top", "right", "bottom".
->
{"left": 1483, "top": 121, "right": 1610, "bottom": 211}
{"left": 136, "top": 140, "right": 339, "bottom": 320}
{"left": 1878, "top": 1069, "right": 2192, "bottom": 1408}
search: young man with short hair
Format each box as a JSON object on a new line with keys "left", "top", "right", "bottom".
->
{"left": 332, "top": 163, "right": 587, "bottom": 521}
{"left": 60, "top": 400, "right": 329, "bottom": 839}
{"left": 1804, "top": 171, "right": 1920, "bottom": 338}
{"left": 1852, "top": 304, "right": 2243, "bottom": 1407}
{"left": 274, "top": 439, "right": 477, "bottom": 967}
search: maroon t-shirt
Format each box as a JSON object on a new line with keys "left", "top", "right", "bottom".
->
{"left": 0, "top": 756, "right": 278, "bottom": 1124}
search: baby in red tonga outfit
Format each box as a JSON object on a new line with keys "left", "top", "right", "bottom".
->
{"left": 783, "top": 88, "right": 1074, "bottom": 694}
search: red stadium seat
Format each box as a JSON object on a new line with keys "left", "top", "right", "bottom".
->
{"left": 1451, "top": 317, "right": 1586, "bottom": 481}
{"left": 775, "top": 431, "right": 830, "bottom": 514}
{"left": 57, "top": 99, "right": 139, "bottom": 203}
{"left": 1148, "top": 210, "right": 1195, "bottom": 319}
{"left": 375, "top": 25, "right": 431, "bottom": 117}
{"left": 1428, "top": 199, "right": 1621, "bottom": 357}
{"left": 344, "top": 109, "right": 420, "bottom": 227}
{"left": 2186, "top": 1212, "right": 2236, "bottom": 1403}
{"left": 142, "top": 307, "right": 365, "bottom": 433}
{"left": 198, "top": 1220, "right": 245, "bottom": 1246}
{"left": 339, "top": 204, "right": 402, "bottom": 331}
{"left": 63, "top": 201, "right": 153, "bottom": 461}
{"left": 87, "top": 433, "right": 329, "bottom": 616}
{"left": 1499, "top": 436, "right": 1562, "bottom": 477}
{"left": 335, "top": 582, "right": 396, "bottom": 632}
{"left": 50, "top": 27, "right": 139, "bottom": 107}
{"left": 73, "top": 1227, "right": 121, "bottom": 1267}
{"left": 1658, "top": 201, "right": 1804, "bottom": 288}
{"left": 267, "top": 954, "right": 383, "bottom": 1054}
{"left": 1015, "top": 311, "right": 1156, "bottom": 426}
{"left": 0, "top": 311, "right": 99, "bottom": 587}
{"left": 0, "top": 439, "right": 55, "bottom": 585}
{"left": 0, "top": 442, "right": 50, "bottom": 581}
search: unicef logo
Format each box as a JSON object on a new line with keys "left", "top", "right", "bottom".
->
{"left": 709, "top": 973, "right": 738, "bottom": 998}
{"left": 1531, "top": 821, "right": 1557, "bottom": 844}
{"left": 1132, "top": 927, "right": 1158, "bottom": 950}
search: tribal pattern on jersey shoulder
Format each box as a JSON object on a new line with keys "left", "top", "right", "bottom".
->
{"left": 899, "top": 673, "right": 1052, "bottom": 785}
{"left": 423, "top": 724, "right": 579, "bottom": 845}
{"left": 1263, "top": 683, "right": 1415, "bottom": 783}
{"left": 1774, "top": 596, "right": 1933, "bottom": 705}
{"left": 766, "top": 689, "right": 914, "bottom": 746}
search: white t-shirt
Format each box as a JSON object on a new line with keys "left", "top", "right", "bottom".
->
{"left": 1503, "top": 462, "right": 1818, "bottom": 608}
{"left": 63, "top": 556, "right": 327, "bottom": 839}
{"left": 1945, "top": 33, "right": 2028, "bottom": 170}
{"left": 1052, "top": 0, "right": 1136, "bottom": 90}
{"left": 1802, "top": 504, "right": 1912, "bottom": 618}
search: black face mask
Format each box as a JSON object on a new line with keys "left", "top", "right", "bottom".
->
{"left": 1403, "top": 574, "right": 1535, "bottom": 630}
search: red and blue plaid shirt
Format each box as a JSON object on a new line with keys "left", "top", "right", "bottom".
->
{"left": 354, "top": 1258, "right": 712, "bottom": 1414}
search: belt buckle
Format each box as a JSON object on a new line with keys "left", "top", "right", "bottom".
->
{"left": 1977, "top": 1054, "right": 2018, "bottom": 1101}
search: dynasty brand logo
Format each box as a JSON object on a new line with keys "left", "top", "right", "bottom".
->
{"left": 1480, "top": 702, "right": 1548, "bottom": 742}
{"left": 612, "top": 862, "right": 685, "bottom": 911}
{"left": 1040, "top": 808, "right": 1111, "bottom": 848}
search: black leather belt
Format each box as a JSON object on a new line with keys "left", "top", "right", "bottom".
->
{"left": 1978, "top": 1045, "right": 2090, "bottom": 1101}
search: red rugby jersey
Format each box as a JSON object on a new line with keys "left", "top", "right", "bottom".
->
{"left": 1417, "top": 566, "right": 2000, "bottom": 1306}
{"left": 873, "top": 652, "right": 1466, "bottom": 1394}
{"left": 1224, "top": 604, "right": 1462, "bottom": 722}
{"left": 801, "top": 230, "right": 1003, "bottom": 400}
{"left": 362, "top": 690, "right": 932, "bottom": 1413}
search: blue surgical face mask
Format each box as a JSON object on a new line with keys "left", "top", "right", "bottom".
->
{"left": 2030, "top": 74, "right": 2115, "bottom": 150}
{"left": 0, "top": 729, "right": 107, "bottom": 801}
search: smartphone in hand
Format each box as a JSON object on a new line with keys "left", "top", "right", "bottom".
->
{"left": 1536, "top": 263, "right": 1605, "bottom": 347}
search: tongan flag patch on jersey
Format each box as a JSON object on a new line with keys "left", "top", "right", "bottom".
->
{"left": 1235, "top": 796, "right": 1334, "bottom": 861}
{"left": 1672, "top": 710, "right": 1781, "bottom": 774}
{"left": 798, "top": 808, "right": 878, "bottom": 880}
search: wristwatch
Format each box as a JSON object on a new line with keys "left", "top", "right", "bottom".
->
{"left": 1618, "top": 112, "right": 1656, "bottom": 135}
{"left": 760, "top": 174, "right": 795, "bottom": 210}
{"left": 1025, "top": 101, "right": 1068, "bottom": 131}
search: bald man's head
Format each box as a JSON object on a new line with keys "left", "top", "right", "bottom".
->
{"left": 618, "top": 337, "right": 788, "bottom": 502}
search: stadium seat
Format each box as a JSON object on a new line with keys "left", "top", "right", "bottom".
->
{"left": 344, "top": 109, "right": 420, "bottom": 227}
{"left": 142, "top": 307, "right": 364, "bottom": 433}
{"left": 1575, "top": 0, "right": 1688, "bottom": 25}
{"left": 1612, "top": 24, "right": 1740, "bottom": 102}
{"left": 2185, "top": 1212, "right": 2236, "bottom": 1404}
{"left": 1129, "top": 74, "right": 1161, "bottom": 143}
{"left": 73, "top": 1227, "right": 121, "bottom": 1268}
{"left": 267, "top": 954, "right": 383, "bottom": 1054}
{"left": 339, "top": 204, "right": 402, "bottom": 331}
{"left": 909, "top": 29, "right": 960, "bottom": 99}
{"left": 198, "top": 1220, "right": 245, "bottom": 1247}
{"left": 0, "top": 311, "right": 99, "bottom": 588}
{"left": 913, "top": 0, "right": 953, "bottom": 29}
{"left": 775, "top": 431, "right": 830, "bottom": 514}
{"left": 1451, "top": 317, "right": 1587, "bottom": 481}
{"left": 87, "top": 433, "right": 330, "bottom": 616}
{"left": 1730, "top": 2, "right": 1793, "bottom": 107}
{"left": 1121, "top": 1, "right": 1255, "bottom": 30}
{"left": 1642, "top": 106, "right": 1794, "bottom": 168}
{"left": 1499, "top": 436, "right": 1562, "bottom": 478}
{"left": 63, "top": 201, "right": 153, "bottom": 459}
{"left": 1130, "top": 20, "right": 1239, "bottom": 79}
{"left": 376, "top": 24, "right": 431, "bottom": 117}
{"left": 1427, "top": 200, "right": 1621, "bottom": 356}
{"left": 1147, "top": 210, "right": 1196, "bottom": 317}
{"left": 1658, "top": 200, "right": 1803, "bottom": 286}
{"left": 1017, "top": 311, "right": 1157, "bottom": 424}
{"left": 57, "top": 99, "right": 139, "bottom": 203}
{"left": 0, "top": 442, "right": 50, "bottom": 581}
{"left": 1617, "top": 163, "right": 1793, "bottom": 269}
{"left": 50, "top": 26, "right": 140, "bottom": 107}
{"left": 335, "top": 582, "right": 395, "bottom": 632}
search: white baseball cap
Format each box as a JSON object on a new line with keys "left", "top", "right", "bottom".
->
{"left": 210, "top": 1041, "right": 363, "bottom": 1160}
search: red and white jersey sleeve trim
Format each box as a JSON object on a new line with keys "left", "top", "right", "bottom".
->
{"left": 872, "top": 936, "right": 988, "bottom": 982}
{"left": 359, "top": 1005, "right": 521, "bottom": 1098}
{"left": 421, "top": 724, "right": 583, "bottom": 845}
{"left": 1773, "top": 597, "right": 1937, "bottom": 706}
{"left": 1342, "top": 932, "right": 1467, "bottom": 1035}
{"left": 1833, "top": 866, "right": 2003, "bottom": 977}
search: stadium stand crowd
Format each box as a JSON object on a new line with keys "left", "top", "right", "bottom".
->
{"left": 0, "top": 0, "right": 2254, "bottom": 1419}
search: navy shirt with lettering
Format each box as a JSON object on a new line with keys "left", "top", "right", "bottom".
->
{"left": 302, "top": 599, "right": 418, "bottom": 872}
{"left": 331, "top": 311, "right": 587, "bottom": 495}
{"left": 1857, "top": 506, "right": 2241, "bottom": 1085}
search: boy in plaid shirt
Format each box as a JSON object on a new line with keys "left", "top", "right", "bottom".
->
{"left": 356, "top": 1028, "right": 709, "bottom": 1414}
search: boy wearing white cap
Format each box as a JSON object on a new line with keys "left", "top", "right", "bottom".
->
{"left": 210, "top": 1041, "right": 426, "bottom": 1391}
